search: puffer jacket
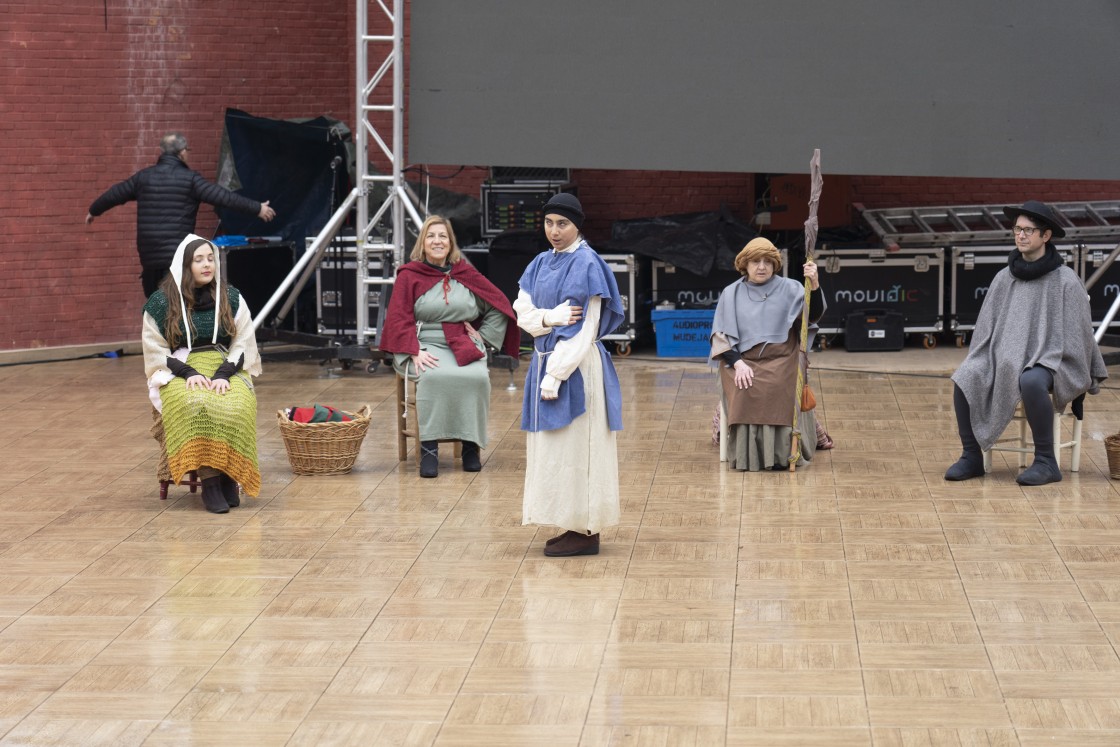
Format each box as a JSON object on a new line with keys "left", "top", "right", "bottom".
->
{"left": 89, "top": 154, "right": 262, "bottom": 270}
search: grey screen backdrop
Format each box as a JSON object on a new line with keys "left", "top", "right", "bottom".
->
{"left": 408, "top": 1, "right": 1119, "bottom": 180}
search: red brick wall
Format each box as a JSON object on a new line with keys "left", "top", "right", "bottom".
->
{"left": 4, "top": 2, "right": 1118, "bottom": 351}
{"left": 1, "top": 2, "right": 354, "bottom": 350}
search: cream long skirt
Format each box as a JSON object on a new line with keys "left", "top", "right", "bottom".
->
{"left": 522, "top": 347, "right": 620, "bottom": 535}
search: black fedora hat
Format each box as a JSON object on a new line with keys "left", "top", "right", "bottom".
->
{"left": 1002, "top": 200, "right": 1066, "bottom": 239}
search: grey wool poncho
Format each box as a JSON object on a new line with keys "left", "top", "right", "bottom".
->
{"left": 951, "top": 264, "right": 1107, "bottom": 451}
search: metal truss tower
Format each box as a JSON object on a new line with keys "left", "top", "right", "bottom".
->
{"left": 254, "top": 0, "right": 419, "bottom": 357}
{"left": 353, "top": 0, "right": 420, "bottom": 346}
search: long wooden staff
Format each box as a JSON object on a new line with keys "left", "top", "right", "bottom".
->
{"left": 789, "top": 149, "right": 822, "bottom": 472}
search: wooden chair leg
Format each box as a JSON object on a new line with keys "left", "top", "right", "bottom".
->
{"left": 1053, "top": 416, "right": 1064, "bottom": 471}
{"left": 1016, "top": 408, "right": 1029, "bottom": 469}
{"left": 396, "top": 375, "right": 409, "bottom": 461}
{"left": 159, "top": 471, "right": 200, "bottom": 499}
{"left": 719, "top": 399, "right": 729, "bottom": 463}
{"left": 1071, "top": 418, "right": 1083, "bottom": 472}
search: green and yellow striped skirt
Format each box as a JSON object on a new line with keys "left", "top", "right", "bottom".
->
{"left": 160, "top": 350, "right": 260, "bottom": 496}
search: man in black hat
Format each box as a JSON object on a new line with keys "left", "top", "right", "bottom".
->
{"left": 945, "top": 200, "right": 1107, "bottom": 486}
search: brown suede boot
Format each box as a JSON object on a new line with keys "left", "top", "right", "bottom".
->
{"left": 200, "top": 476, "right": 230, "bottom": 514}
{"left": 544, "top": 532, "right": 599, "bottom": 557}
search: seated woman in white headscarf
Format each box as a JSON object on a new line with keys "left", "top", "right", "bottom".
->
{"left": 710, "top": 237, "right": 825, "bottom": 471}
{"left": 143, "top": 234, "right": 262, "bottom": 513}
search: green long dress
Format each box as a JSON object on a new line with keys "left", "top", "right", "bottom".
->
{"left": 391, "top": 279, "right": 509, "bottom": 447}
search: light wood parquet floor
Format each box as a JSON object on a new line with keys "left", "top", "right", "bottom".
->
{"left": 1, "top": 351, "right": 1119, "bottom": 746}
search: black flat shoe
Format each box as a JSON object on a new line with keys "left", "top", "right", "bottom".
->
{"left": 545, "top": 530, "right": 577, "bottom": 547}
{"left": 544, "top": 532, "right": 599, "bottom": 557}
{"left": 1016, "top": 460, "right": 1062, "bottom": 486}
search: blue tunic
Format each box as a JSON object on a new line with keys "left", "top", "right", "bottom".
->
{"left": 518, "top": 241, "right": 625, "bottom": 432}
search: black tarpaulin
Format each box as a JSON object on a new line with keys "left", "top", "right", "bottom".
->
{"left": 603, "top": 207, "right": 757, "bottom": 276}
{"left": 215, "top": 108, "right": 352, "bottom": 245}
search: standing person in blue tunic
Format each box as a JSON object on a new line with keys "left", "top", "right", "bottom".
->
{"left": 515, "top": 194, "right": 626, "bottom": 557}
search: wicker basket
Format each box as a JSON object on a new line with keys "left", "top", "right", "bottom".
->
{"left": 1105, "top": 434, "right": 1120, "bottom": 479}
{"left": 277, "top": 405, "right": 372, "bottom": 475}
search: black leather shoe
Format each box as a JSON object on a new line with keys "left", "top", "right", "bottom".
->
{"left": 546, "top": 530, "right": 577, "bottom": 547}
{"left": 200, "top": 476, "right": 230, "bottom": 514}
{"left": 219, "top": 473, "right": 240, "bottom": 508}
{"left": 461, "top": 441, "right": 482, "bottom": 472}
{"left": 419, "top": 441, "right": 438, "bottom": 478}
{"left": 544, "top": 532, "right": 600, "bottom": 557}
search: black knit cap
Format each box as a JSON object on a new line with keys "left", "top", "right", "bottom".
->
{"left": 541, "top": 192, "right": 585, "bottom": 229}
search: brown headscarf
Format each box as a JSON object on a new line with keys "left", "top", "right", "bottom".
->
{"left": 734, "top": 237, "right": 783, "bottom": 276}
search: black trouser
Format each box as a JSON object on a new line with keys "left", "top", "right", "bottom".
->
{"left": 954, "top": 366, "right": 1054, "bottom": 458}
{"left": 141, "top": 267, "right": 169, "bottom": 298}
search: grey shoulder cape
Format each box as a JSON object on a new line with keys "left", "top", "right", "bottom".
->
{"left": 710, "top": 275, "right": 809, "bottom": 358}
{"left": 951, "top": 265, "right": 1107, "bottom": 450}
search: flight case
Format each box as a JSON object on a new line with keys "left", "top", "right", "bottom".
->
{"left": 312, "top": 236, "right": 393, "bottom": 338}
{"left": 814, "top": 245, "right": 944, "bottom": 349}
{"left": 598, "top": 253, "right": 651, "bottom": 356}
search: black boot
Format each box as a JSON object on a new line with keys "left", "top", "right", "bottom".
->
{"left": 1016, "top": 367, "right": 1062, "bottom": 486}
{"left": 945, "top": 452, "right": 985, "bottom": 481}
{"left": 420, "top": 440, "right": 439, "bottom": 478}
{"left": 461, "top": 441, "right": 482, "bottom": 472}
{"left": 1017, "top": 454, "right": 1062, "bottom": 486}
{"left": 945, "top": 385, "right": 985, "bottom": 481}
{"left": 200, "top": 476, "right": 230, "bottom": 514}
{"left": 219, "top": 473, "right": 240, "bottom": 508}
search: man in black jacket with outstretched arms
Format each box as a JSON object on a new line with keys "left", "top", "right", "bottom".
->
{"left": 87, "top": 132, "right": 276, "bottom": 296}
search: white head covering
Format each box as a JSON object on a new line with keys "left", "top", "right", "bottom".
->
{"left": 169, "top": 233, "right": 222, "bottom": 350}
